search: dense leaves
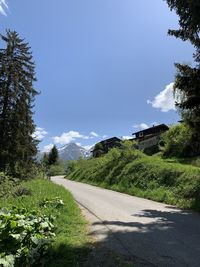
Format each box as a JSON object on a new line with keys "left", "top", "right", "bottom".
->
{"left": 48, "top": 146, "right": 59, "bottom": 166}
{"left": 161, "top": 123, "right": 193, "bottom": 157}
{"left": 165, "top": 0, "right": 200, "bottom": 155}
{"left": 0, "top": 207, "right": 55, "bottom": 267}
{"left": 0, "top": 172, "right": 19, "bottom": 198}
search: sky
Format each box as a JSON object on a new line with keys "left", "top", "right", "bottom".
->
{"left": 0, "top": 0, "right": 194, "bottom": 151}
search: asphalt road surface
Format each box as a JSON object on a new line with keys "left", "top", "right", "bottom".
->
{"left": 52, "top": 176, "right": 200, "bottom": 267}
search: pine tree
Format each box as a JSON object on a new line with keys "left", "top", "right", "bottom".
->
{"left": 0, "top": 30, "right": 39, "bottom": 177}
{"left": 165, "top": 0, "right": 200, "bottom": 155}
{"left": 48, "top": 145, "right": 59, "bottom": 165}
{"left": 42, "top": 153, "right": 49, "bottom": 167}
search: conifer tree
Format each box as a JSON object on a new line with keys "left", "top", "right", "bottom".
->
{"left": 0, "top": 30, "right": 38, "bottom": 176}
{"left": 42, "top": 153, "right": 49, "bottom": 167}
{"left": 165, "top": 0, "right": 200, "bottom": 155}
{"left": 48, "top": 145, "right": 59, "bottom": 165}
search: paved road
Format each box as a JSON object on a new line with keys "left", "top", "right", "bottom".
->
{"left": 52, "top": 176, "right": 200, "bottom": 267}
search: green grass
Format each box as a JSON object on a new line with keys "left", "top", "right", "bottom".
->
{"left": 0, "top": 179, "right": 91, "bottom": 267}
{"left": 67, "top": 145, "right": 200, "bottom": 211}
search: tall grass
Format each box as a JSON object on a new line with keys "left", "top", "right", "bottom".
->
{"left": 67, "top": 143, "right": 200, "bottom": 211}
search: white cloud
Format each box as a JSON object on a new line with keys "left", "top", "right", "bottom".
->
{"left": 0, "top": 0, "right": 8, "bottom": 16}
{"left": 53, "top": 131, "right": 90, "bottom": 145}
{"left": 133, "top": 123, "right": 148, "bottom": 130}
{"left": 122, "top": 136, "right": 132, "bottom": 140}
{"left": 42, "top": 144, "right": 54, "bottom": 153}
{"left": 133, "top": 122, "right": 158, "bottom": 130}
{"left": 90, "top": 131, "right": 99, "bottom": 137}
{"left": 32, "top": 127, "right": 48, "bottom": 140}
{"left": 102, "top": 135, "right": 108, "bottom": 139}
{"left": 147, "top": 82, "right": 176, "bottom": 112}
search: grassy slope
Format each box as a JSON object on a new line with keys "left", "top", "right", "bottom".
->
{"left": 67, "top": 147, "right": 200, "bottom": 211}
{"left": 0, "top": 179, "right": 91, "bottom": 267}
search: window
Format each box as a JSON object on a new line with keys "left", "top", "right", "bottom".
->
{"left": 139, "top": 132, "right": 144, "bottom": 137}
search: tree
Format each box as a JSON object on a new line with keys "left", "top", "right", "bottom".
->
{"left": 161, "top": 123, "right": 193, "bottom": 157}
{"left": 0, "top": 30, "right": 39, "bottom": 177}
{"left": 41, "top": 153, "right": 49, "bottom": 167}
{"left": 48, "top": 145, "right": 59, "bottom": 165}
{"left": 165, "top": 0, "right": 200, "bottom": 155}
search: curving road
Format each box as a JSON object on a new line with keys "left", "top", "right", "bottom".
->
{"left": 52, "top": 176, "right": 200, "bottom": 267}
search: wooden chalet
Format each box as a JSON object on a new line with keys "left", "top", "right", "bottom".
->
{"left": 92, "top": 137, "right": 121, "bottom": 157}
{"left": 132, "top": 124, "right": 169, "bottom": 150}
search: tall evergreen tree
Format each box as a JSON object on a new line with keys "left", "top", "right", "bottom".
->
{"left": 0, "top": 30, "right": 39, "bottom": 177}
{"left": 165, "top": 0, "right": 200, "bottom": 155}
{"left": 48, "top": 145, "right": 59, "bottom": 165}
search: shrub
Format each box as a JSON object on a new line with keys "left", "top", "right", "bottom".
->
{"left": 66, "top": 160, "right": 78, "bottom": 175}
{"left": 0, "top": 172, "right": 19, "bottom": 198}
{"left": 161, "top": 123, "right": 193, "bottom": 157}
{"left": 39, "top": 197, "right": 64, "bottom": 209}
{"left": 12, "top": 187, "right": 32, "bottom": 197}
{"left": 0, "top": 207, "right": 55, "bottom": 267}
{"left": 47, "top": 164, "right": 65, "bottom": 176}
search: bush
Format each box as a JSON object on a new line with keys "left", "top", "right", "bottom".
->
{"left": 47, "top": 164, "right": 65, "bottom": 176}
{"left": 12, "top": 186, "right": 32, "bottom": 197}
{"left": 161, "top": 123, "right": 194, "bottom": 157}
{"left": 0, "top": 172, "right": 19, "bottom": 198}
{"left": 39, "top": 197, "right": 64, "bottom": 209}
{"left": 0, "top": 207, "right": 55, "bottom": 267}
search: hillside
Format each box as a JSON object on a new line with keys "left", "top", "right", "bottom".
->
{"left": 66, "top": 143, "right": 200, "bottom": 211}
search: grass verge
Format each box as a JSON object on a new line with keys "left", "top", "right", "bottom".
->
{"left": 0, "top": 179, "right": 91, "bottom": 267}
{"left": 67, "top": 144, "right": 200, "bottom": 211}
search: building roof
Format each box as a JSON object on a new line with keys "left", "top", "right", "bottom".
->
{"left": 132, "top": 124, "right": 169, "bottom": 136}
{"left": 99, "top": 137, "right": 121, "bottom": 144}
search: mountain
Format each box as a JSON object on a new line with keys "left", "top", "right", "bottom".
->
{"left": 58, "top": 143, "right": 92, "bottom": 161}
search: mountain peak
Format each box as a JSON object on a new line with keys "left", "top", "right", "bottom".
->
{"left": 58, "top": 142, "right": 91, "bottom": 161}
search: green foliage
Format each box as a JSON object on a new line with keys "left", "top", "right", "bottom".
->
{"left": 0, "top": 172, "right": 19, "bottom": 198}
{"left": 47, "top": 164, "right": 65, "bottom": 176}
{"left": 161, "top": 123, "right": 194, "bottom": 157}
{"left": 48, "top": 146, "right": 59, "bottom": 166}
{"left": 39, "top": 197, "right": 64, "bottom": 209}
{"left": 12, "top": 187, "right": 32, "bottom": 197}
{"left": 165, "top": 0, "right": 200, "bottom": 155}
{"left": 67, "top": 146, "right": 200, "bottom": 210}
{"left": 143, "top": 144, "right": 160, "bottom": 156}
{"left": 0, "top": 30, "right": 39, "bottom": 178}
{"left": 0, "top": 179, "right": 90, "bottom": 267}
{"left": 0, "top": 207, "right": 55, "bottom": 267}
{"left": 93, "top": 142, "right": 104, "bottom": 158}
{"left": 66, "top": 160, "right": 78, "bottom": 175}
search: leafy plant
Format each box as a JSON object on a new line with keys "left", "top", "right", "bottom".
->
{"left": 0, "top": 207, "right": 55, "bottom": 267}
{"left": 0, "top": 172, "right": 19, "bottom": 199}
{"left": 39, "top": 197, "right": 64, "bottom": 209}
{"left": 47, "top": 164, "right": 65, "bottom": 176}
{"left": 161, "top": 124, "right": 193, "bottom": 157}
{"left": 12, "top": 187, "right": 32, "bottom": 197}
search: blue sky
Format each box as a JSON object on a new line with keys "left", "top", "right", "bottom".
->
{"left": 0, "top": 0, "right": 194, "bottom": 151}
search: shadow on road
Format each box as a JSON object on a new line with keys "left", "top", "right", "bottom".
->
{"left": 44, "top": 204, "right": 200, "bottom": 266}
{"left": 89, "top": 208, "right": 200, "bottom": 267}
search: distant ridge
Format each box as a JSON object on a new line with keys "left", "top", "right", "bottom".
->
{"left": 58, "top": 143, "right": 92, "bottom": 161}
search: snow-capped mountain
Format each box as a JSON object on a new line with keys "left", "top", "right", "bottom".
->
{"left": 58, "top": 143, "right": 92, "bottom": 161}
